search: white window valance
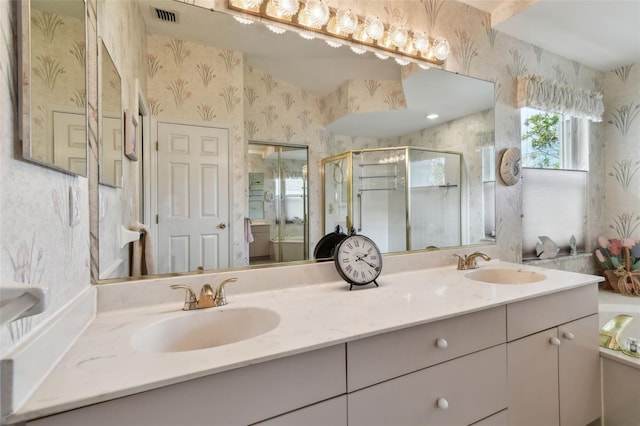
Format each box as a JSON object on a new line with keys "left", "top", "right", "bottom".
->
{"left": 516, "top": 74, "right": 604, "bottom": 122}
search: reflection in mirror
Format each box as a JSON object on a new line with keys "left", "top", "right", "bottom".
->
{"left": 248, "top": 142, "right": 309, "bottom": 265}
{"left": 98, "top": 39, "right": 123, "bottom": 188}
{"left": 19, "top": 0, "right": 87, "bottom": 176}
{"left": 96, "top": 0, "right": 495, "bottom": 281}
{"left": 323, "top": 147, "right": 463, "bottom": 254}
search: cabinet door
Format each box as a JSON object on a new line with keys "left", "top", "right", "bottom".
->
{"left": 507, "top": 328, "right": 560, "bottom": 426}
{"left": 558, "top": 315, "right": 601, "bottom": 426}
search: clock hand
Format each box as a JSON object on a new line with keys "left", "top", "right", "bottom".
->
{"left": 356, "top": 257, "right": 379, "bottom": 270}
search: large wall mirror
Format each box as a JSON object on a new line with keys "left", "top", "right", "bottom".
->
{"left": 98, "top": 39, "right": 123, "bottom": 188}
{"left": 97, "top": 0, "right": 495, "bottom": 281}
{"left": 18, "top": 0, "right": 88, "bottom": 176}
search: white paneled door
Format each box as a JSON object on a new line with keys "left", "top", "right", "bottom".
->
{"left": 157, "top": 122, "right": 230, "bottom": 273}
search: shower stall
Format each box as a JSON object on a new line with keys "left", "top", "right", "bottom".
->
{"left": 322, "top": 147, "right": 462, "bottom": 253}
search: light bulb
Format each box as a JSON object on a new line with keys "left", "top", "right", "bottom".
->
{"left": 335, "top": 8, "right": 358, "bottom": 35}
{"left": 326, "top": 40, "right": 342, "bottom": 48}
{"left": 364, "top": 16, "right": 384, "bottom": 41}
{"left": 394, "top": 57, "right": 410, "bottom": 66}
{"left": 374, "top": 52, "right": 389, "bottom": 60}
{"left": 432, "top": 37, "right": 450, "bottom": 61}
{"left": 299, "top": 30, "right": 316, "bottom": 40}
{"left": 350, "top": 46, "right": 367, "bottom": 55}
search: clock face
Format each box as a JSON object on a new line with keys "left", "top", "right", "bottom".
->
{"left": 334, "top": 235, "right": 382, "bottom": 285}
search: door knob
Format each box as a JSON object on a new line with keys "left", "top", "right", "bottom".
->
{"left": 218, "top": 222, "right": 226, "bottom": 229}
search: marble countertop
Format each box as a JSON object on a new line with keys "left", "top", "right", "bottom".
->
{"left": 9, "top": 261, "right": 602, "bottom": 423}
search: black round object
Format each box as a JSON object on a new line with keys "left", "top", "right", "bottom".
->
{"left": 313, "top": 225, "right": 348, "bottom": 260}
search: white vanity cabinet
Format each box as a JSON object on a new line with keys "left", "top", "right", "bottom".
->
{"left": 25, "top": 345, "right": 346, "bottom": 426}
{"left": 506, "top": 285, "right": 601, "bottom": 426}
{"left": 347, "top": 306, "right": 508, "bottom": 426}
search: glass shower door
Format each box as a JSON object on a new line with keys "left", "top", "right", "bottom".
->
{"left": 408, "top": 149, "right": 461, "bottom": 250}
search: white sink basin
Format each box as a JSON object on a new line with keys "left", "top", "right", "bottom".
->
{"left": 465, "top": 268, "right": 546, "bottom": 284}
{"left": 131, "top": 307, "right": 280, "bottom": 353}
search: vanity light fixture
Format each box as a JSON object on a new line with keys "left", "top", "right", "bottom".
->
{"left": 227, "top": 0, "right": 450, "bottom": 65}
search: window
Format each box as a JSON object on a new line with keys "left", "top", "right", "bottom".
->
{"left": 520, "top": 107, "right": 589, "bottom": 259}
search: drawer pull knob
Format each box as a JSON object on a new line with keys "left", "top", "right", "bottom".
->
{"left": 436, "top": 338, "right": 448, "bottom": 349}
{"left": 437, "top": 398, "right": 449, "bottom": 410}
{"left": 563, "top": 331, "right": 575, "bottom": 340}
{"left": 550, "top": 337, "right": 562, "bottom": 346}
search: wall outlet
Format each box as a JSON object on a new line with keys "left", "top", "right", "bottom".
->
{"left": 69, "top": 187, "right": 80, "bottom": 226}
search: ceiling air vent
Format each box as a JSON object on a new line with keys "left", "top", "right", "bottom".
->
{"left": 153, "top": 7, "right": 178, "bottom": 23}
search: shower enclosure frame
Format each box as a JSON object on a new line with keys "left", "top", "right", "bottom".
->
{"left": 321, "top": 146, "right": 463, "bottom": 252}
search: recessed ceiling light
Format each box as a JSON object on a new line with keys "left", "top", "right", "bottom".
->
{"left": 426, "top": 114, "right": 439, "bottom": 120}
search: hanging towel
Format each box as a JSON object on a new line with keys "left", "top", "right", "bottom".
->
{"left": 130, "top": 222, "right": 156, "bottom": 276}
{"left": 245, "top": 217, "right": 254, "bottom": 243}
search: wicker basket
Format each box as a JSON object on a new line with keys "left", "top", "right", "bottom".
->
{"left": 602, "top": 246, "right": 640, "bottom": 296}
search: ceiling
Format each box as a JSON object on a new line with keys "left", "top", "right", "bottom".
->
{"left": 459, "top": 0, "right": 640, "bottom": 71}
{"left": 141, "top": 0, "right": 494, "bottom": 138}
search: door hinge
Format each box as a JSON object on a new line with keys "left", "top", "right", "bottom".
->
{"left": 155, "top": 141, "right": 159, "bottom": 151}
{"left": 155, "top": 214, "right": 159, "bottom": 224}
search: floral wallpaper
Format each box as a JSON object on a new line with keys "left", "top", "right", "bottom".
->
{"left": 604, "top": 64, "right": 640, "bottom": 241}
{"left": 4, "top": 0, "right": 634, "bottom": 359}
{"left": 29, "top": 8, "right": 86, "bottom": 164}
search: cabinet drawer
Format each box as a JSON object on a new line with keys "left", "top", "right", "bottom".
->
{"left": 506, "top": 284, "right": 597, "bottom": 341}
{"left": 347, "top": 306, "right": 505, "bottom": 391}
{"left": 348, "top": 344, "right": 507, "bottom": 426}
{"left": 27, "top": 345, "right": 346, "bottom": 426}
{"left": 255, "top": 395, "right": 347, "bottom": 426}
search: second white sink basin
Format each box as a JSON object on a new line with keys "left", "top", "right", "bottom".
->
{"left": 465, "top": 268, "right": 546, "bottom": 284}
{"left": 131, "top": 307, "right": 280, "bottom": 353}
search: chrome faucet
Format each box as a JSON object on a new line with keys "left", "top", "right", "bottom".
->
{"left": 454, "top": 252, "right": 491, "bottom": 270}
{"left": 171, "top": 278, "right": 238, "bottom": 311}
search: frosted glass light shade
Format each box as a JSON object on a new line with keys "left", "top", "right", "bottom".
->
{"left": 271, "top": 0, "right": 299, "bottom": 18}
{"left": 432, "top": 37, "right": 450, "bottom": 60}
{"left": 335, "top": 8, "right": 358, "bottom": 34}
{"left": 412, "top": 31, "right": 430, "bottom": 53}
{"left": 241, "top": 0, "right": 264, "bottom": 8}
{"left": 364, "top": 16, "right": 384, "bottom": 40}
{"left": 389, "top": 24, "right": 408, "bottom": 48}
{"left": 303, "top": 0, "right": 330, "bottom": 28}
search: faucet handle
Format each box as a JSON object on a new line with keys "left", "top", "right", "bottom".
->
{"left": 170, "top": 285, "right": 198, "bottom": 311}
{"left": 213, "top": 278, "right": 238, "bottom": 307}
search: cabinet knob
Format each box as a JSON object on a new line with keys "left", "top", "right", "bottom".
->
{"left": 435, "top": 338, "right": 448, "bottom": 349}
{"left": 563, "top": 331, "right": 575, "bottom": 341}
{"left": 549, "top": 337, "right": 562, "bottom": 346}
{"left": 437, "top": 398, "right": 449, "bottom": 410}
